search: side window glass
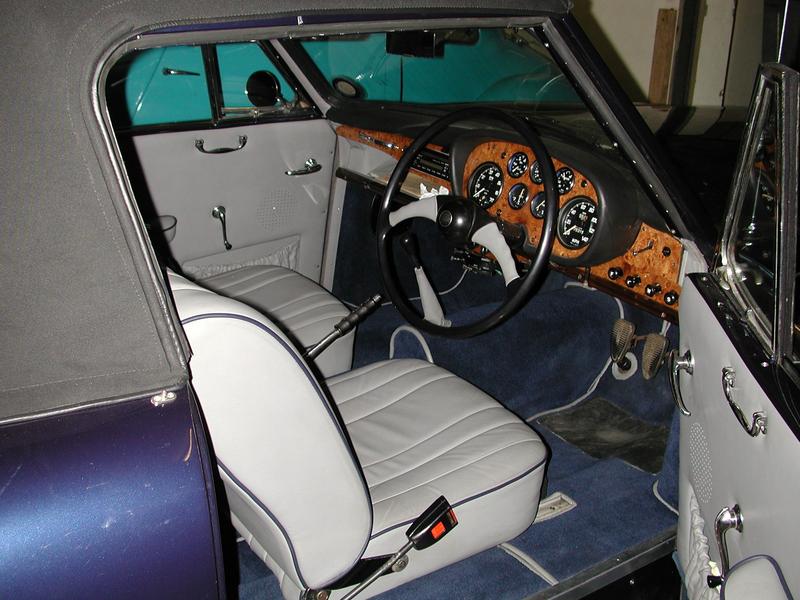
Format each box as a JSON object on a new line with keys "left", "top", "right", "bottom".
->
{"left": 216, "top": 42, "right": 299, "bottom": 118}
{"left": 726, "top": 83, "right": 780, "bottom": 348}
{"left": 107, "top": 46, "right": 211, "bottom": 127}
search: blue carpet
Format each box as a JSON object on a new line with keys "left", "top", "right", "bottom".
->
{"left": 374, "top": 546, "right": 550, "bottom": 600}
{"left": 513, "top": 429, "right": 677, "bottom": 582}
{"left": 236, "top": 541, "right": 281, "bottom": 600}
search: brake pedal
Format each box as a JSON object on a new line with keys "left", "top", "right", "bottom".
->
{"left": 641, "top": 333, "right": 669, "bottom": 380}
{"left": 610, "top": 319, "right": 636, "bottom": 371}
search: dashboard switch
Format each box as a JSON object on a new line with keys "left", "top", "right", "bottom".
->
{"left": 608, "top": 267, "right": 623, "bottom": 280}
{"left": 664, "top": 291, "right": 679, "bottom": 306}
{"left": 645, "top": 283, "right": 662, "bottom": 297}
{"left": 625, "top": 275, "right": 641, "bottom": 288}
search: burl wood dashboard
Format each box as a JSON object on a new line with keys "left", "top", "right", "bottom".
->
{"left": 336, "top": 125, "right": 683, "bottom": 321}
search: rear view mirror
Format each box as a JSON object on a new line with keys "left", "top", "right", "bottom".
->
{"left": 246, "top": 70, "right": 280, "bottom": 107}
{"left": 386, "top": 31, "right": 444, "bottom": 58}
{"left": 386, "top": 29, "right": 479, "bottom": 58}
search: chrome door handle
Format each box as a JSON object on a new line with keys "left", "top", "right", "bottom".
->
{"left": 195, "top": 135, "right": 247, "bottom": 154}
{"left": 285, "top": 157, "right": 322, "bottom": 176}
{"left": 721, "top": 367, "right": 767, "bottom": 437}
{"left": 211, "top": 205, "right": 232, "bottom": 250}
{"left": 668, "top": 349, "right": 693, "bottom": 416}
{"left": 162, "top": 67, "right": 200, "bottom": 76}
{"left": 708, "top": 504, "right": 743, "bottom": 588}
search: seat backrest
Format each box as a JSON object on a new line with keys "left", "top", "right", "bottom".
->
{"left": 167, "top": 271, "right": 372, "bottom": 590}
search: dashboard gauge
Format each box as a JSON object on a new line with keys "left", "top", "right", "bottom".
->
{"left": 557, "top": 196, "right": 598, "bottom": 249}
{"left": 469, "top": 162, "right": 504, "bottom": 208}
{"left": 530, "top": 192, "right": 546, "bottom": 219}
{"left": 507, "top": 152, "right": 529, "bottom": 178}
{"left": 508, "top": 183, "right": 529, "bottom": 209}
{"left": 530, "top": 161, "right": 543, "bottom": 184}
{"left": 556, "top": 167, "right": 575, "bottom": 195}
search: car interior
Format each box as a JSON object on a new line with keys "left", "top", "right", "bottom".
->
{"left": 105, "top": 21, "right": 689, "bottom": 600}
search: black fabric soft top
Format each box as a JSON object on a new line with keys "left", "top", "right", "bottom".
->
{"left": 0, "top": 0, "right": 571, "bottom": 422}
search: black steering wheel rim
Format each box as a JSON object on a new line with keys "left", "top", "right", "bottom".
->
{"left": 376, "top": 107, "right": 559, "bottom": 338}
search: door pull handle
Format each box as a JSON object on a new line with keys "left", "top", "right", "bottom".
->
{"left": 211, "top": 206, "right": 232, "bottom": 250}
{"left": 285, "top": 157, "right": 322, "bottom": 176}
{"left": 721, "top": 367, "right": 767, "bottom": 437}
{"left": 707, "top": 504, "right": 743, "bottom": 588}
{"left": 195, "top": 135, "right": 247, "bottom": 154}
{"left": 668, "top": 349, "right": 693, "bottom": 416}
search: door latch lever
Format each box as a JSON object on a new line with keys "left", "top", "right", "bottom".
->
{"left": 211, "top": 205, "right": 232, "bottom": 250}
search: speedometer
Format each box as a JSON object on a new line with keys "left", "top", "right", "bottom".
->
{"left": 557, "top": 196, "right": 598, "bottom": 249}
{"left": 469, "top": 163, "right": 504, "bottom": 208}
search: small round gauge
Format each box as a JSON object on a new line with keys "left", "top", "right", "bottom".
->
{"left": 557, "top": 196, "right": 598, "bottom": 249}
{"left": 508, "top": 183, "right": 529, "bottom": 209}
{"left": 530, "top": 192, "right": 546, "bottom": 219}
{"left": 469, "top": 162, "right": 504, "bottom": 208}
{"left": 530, "top": 161, "right": 543, "bottom": 184}
{"left": 507, "top": 152, "right": 529, "bottom": 178}
{"left": 556, "top": 167, "right": 575, "bottom": 195}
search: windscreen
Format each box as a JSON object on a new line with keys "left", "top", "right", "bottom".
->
{"left": 300, "top": 28, "right": 582, "bottom": 106}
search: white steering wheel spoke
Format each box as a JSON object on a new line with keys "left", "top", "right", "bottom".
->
{"left": 471, "top": 222, "right": 520, "bottom": 287}
{"left": 388, "top": 194, "right": 440, "bottom": 227}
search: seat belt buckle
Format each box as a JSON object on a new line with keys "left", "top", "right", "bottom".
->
{"left": 405, "top": 495, "right": 458, "bottom": 550}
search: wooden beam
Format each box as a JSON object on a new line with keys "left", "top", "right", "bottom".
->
{"left": 649, "top": 8, "right": 679, "bottom": 105}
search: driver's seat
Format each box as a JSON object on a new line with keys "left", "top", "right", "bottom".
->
{"left": 168, "top": 271, "right": 547, "bottom": 599}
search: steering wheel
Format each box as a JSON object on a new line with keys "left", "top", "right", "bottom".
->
{"left": 376, "top": 107, "right": 558, "bottom": 338}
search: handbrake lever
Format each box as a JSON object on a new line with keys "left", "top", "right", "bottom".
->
{"left": 304, "top": 294, "right": 382, "bottom": 360}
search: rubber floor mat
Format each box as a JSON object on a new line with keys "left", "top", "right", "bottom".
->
{"left": 537, "top": 397, "right": 669, "bottom": 473}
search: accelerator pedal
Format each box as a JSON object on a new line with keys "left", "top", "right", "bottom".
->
{"left": 642, "top": 333, "right": 669, "bottom": 380}
{"left": 610, "top": 319, "right": 636, "bottom": 371}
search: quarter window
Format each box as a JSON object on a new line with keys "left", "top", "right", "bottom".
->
{"left": 107, "top": 41, "right": 312, "bottom": 129}
{"left": 108, "top": 46, "right": 211, "bottom": 127}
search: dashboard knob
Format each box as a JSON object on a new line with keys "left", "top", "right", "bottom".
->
{"left": 625, "top": 275, "right": 641, "bottom": 288}
{"left": 608, "top": 267, "right": 623, "bottom": 280}
{"left": 645, "top": 283, "right": 662, "bottom": 297}
{"left": 664, "top": 291, "right": 679, "bottom": 306}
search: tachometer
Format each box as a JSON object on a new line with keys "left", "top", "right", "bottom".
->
{"left": 507, "top": 152, "right": 529, "bottom": 178}
{"left": 469, "top": 163, "right": 504, "bottom": 208}
{"left": 557, "top": 196, "right": 598, "bottom": 249}
{"left": 556, "top": 167, "right": 575, "bottom": 195}
{"left": 508, "top": 183, "right": 529, "bottom": 209}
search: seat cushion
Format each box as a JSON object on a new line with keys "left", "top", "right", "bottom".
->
{"left": 198, "top": 265, "right": 353, "bottom": 377}
{"left": 325, "top": 359, "right": 547, "bottom": 597}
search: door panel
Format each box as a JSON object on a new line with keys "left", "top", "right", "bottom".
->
{"left": 677, "top": 276, "right": 800, "bottom": 594}
{"left": 132, "top": 119, "right": 335, "bottom": 281}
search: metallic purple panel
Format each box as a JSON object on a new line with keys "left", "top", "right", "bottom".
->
{"left": 0, "top": 388, "right": 222, "bottom": 599}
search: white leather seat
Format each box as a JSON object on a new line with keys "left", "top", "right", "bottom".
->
{"left": 168, "top": 271, "right": 547, "bottom": 599}
{"left": 197, "top": 265, "right": 353, "bottom": 377}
